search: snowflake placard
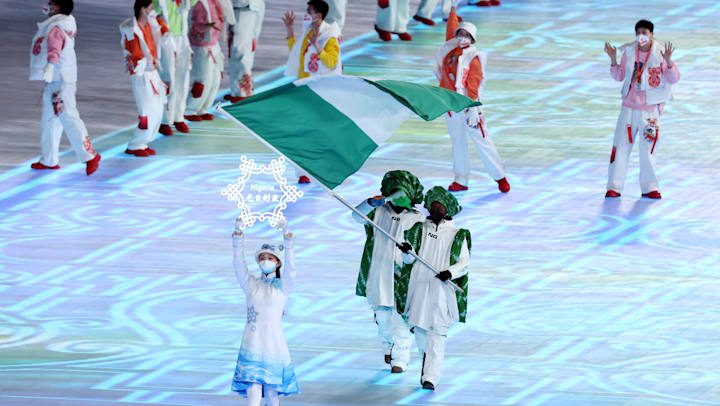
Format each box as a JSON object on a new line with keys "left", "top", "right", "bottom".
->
{"left": 221, "top": 156, "right": 304, "bottom": 229}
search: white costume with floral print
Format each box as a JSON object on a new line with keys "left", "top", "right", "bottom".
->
{"left": 231, "top": 233, "right": 299, "bottom": 403}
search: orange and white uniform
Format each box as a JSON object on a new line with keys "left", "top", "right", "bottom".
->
{"left": 29, "top": 13, "right": 97, "bottom": 167}
{"left": 434, "top": 9, "right": 506, "bottom": 187}
{"left": 120, "top": 14, "right": 168, "bottom": 151}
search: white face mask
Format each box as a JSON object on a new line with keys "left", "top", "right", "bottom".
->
{"left": 458, "top": 37, "right": 471, "bottom": 48}
{"left": 303, "top": 15, "right": 313, "bottom": 30}
{"left": 259, "top": 260, "right": 277, "bottom": 275}
{"left": 636, "top": 34, "right": 650, "bottom": 46}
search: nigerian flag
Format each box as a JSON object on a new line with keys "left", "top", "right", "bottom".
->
{"left": 221, "top": 75, "right": 480, "bottom": 189}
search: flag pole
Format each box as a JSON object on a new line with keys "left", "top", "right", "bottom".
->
{"left": 219, "top": 107, "right": 464, "bottom": 294}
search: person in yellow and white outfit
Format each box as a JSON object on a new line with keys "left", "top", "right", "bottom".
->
{"left": 120, "top": 0, "right": 168, "bottom": 157}
{"left": 282, "top": 0, "right": 341, "bottom": 184}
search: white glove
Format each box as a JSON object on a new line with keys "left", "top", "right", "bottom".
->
{"left": 465, "top": 106, "right": 482, "bottom": 128}
{"left": 42, "top": 64, "right": 55, "bottom": 83}
{"left": 233, "top": 216, "right": 244, "bottom": 235}
{"left": 276, "top": 217, "right": 291, "bottom": 236}
{"left": 135, "top": 58, "right": 148, "bottom": 74}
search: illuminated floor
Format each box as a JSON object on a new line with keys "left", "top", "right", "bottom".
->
{"left": 2, "top": 1, "right": 720, "bottom": 405}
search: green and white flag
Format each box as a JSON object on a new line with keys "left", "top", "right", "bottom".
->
{"left": 221, "top": 75, "right": 480, "bottom": 189}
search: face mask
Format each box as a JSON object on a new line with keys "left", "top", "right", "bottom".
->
{"left": 429, "top": 210, "right": 445, "bottom": 224}
{"left": 303, "top": 15, "right": 313, "bottom": 30}
{"left": 458, "top": 37, "right": 471, "bottom": 48}
{"left": 259, "top": 260, "right": 277, "bottom": 275}
{"left": 388, "top": 190, "right": 412, "bottom": 210}
{"left": 636, "top": 34, "right": 650, "bottom": 46}
{"left": 42, "top": 5, "right": 51, "bottom": 15}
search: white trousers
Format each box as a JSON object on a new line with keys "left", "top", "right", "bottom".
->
{"left": 416, "top": 0, "right": 452, "bottom": 19}
{"left": 414, "top": 325, "right": 449, "bottom": 385}
{"left": 129, "top": 71, "right": 165, "bottom": 150}
{"left": 607, "top": 106, "right": 661, "bottom": 194}
{"left": 377, "top": 0, "right": 410, "bottom": 33}
{"left": 326, "top": 0, "right": 347, "bottom": 32}
{"left": 159, "top": 35, "right": 192, "bottom": 124}
{"left": 246, "top": 383, "right": 279, "bottom": 406}
{"left": 229, "top": 4, "right": 265, "bottom": 98}
{"left": 186, "top": 44, "right": 222, "bottom": 115}
{"left": 375, "top": 306, "right": 412, "bottom": 369}
{"left": 40, "top": 81, "right": 96, "bottom": 166}
{"left": 447, "top": 108, "right": 506, "bottom": 185}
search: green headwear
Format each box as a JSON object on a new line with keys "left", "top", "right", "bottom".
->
{"left": 424, "top": 186, "right": 462, "bottom": 217}
{"left": 380, "top": 170, "right": 424, "bottom": 208}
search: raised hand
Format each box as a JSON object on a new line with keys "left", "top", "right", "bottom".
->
{"left": 282, "top": 10, "right": 295, "bottom": 29}
{"left": 233, "top": 216, "right": 244, "bottom": 237}
{"left": 662, "top": 41, "right": 675, "bottom": 64}
{"left": 604, "top": 42, "right": 617, "bottom": 63}
{"left": 282, "top": 10, "right": 295, "bottom": 37}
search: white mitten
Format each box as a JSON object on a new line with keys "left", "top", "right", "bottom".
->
{"left": 465, "top": 106, "right": 481, "bottom": 128}
{"left": 234, "top": 216, "right": 244, "bottom": 234}
{"left": 276, "top": 217, "right": 290, "bottom": 235}
{"left": 42, "top": 64, "right": 55, "bottom": 83}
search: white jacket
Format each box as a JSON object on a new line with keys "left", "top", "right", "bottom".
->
{"left": 402, "top": 219, "right": 470, "bottom": 330}
{"left": 284, "top": 21, "right": 342, "bottom": 78}
{"left": 620, "top": 40, "right": 673, "bottom": 105}
{"left": 29, "top": 14, "right": 77, "bottom": 82}
{"left": 434, "top": 38, "right": 487, "bottom": 102}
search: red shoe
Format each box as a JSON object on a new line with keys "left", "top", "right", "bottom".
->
{"left": 184, "top": 115, "right": 202, "bottom": 122}
{"left": 31, "top": 162, "right": 60, "bottom": 170}
{"left": 398, "top": 32, "right": 413, "bottom": 41}
{"left": 496, "top": 177, "right": 510, "bottom": 193}
{"left": 174, "top": 121, "right": 190, "bottom": 133}
{"left": 413, "top": 15, "right": 435, "bottom": 26}
{"left": 477, "top": 0, "right": 491, "bottom": 5}
{"left": 375, "top": 24, "right": 392, "bottom": 41}
{"left": 642, "top": 191, "right": 662, "bottom": 199}
{"left": 159, "top": 124, "right": 174, "bottom": 136}
{"left": 448, "top": 182, "right": 468, "bottom": 192}
{"left": 85, "top": 154, "right": 101, "bottom": 176}
{"left": 490, "top": 0, "right": 501, "bottom": 5}
{"left": 223, "top": 94, "right": 246, "bottom": 103}
{"left": 605, "top": 190, "right": 621, "bottom": 198}
{"left": 200, "top": 113, "right": 214, "bottom": 121}
{"left": 125, "top": 148, "right": 150, "bottom": 157}
{"left": 144, "top": 147, "right": 156, "bottom": 156}
{"left": 298, "top": 176, "right": 311, "bottom": 184}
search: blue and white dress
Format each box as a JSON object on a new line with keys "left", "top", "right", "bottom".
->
{"left": 231, "top": 234, "right": 299, "bottom": 397}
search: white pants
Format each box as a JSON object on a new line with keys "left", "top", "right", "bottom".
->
{"left": 246, "top": 383, "right": 279, "bottom": 406}
{"left": 228, "top": 4, "right": 265, "bottom": 98}
{"left": 414, "top": 325, "right": 449, "bottom": 385}
{"left": 607, "top": 106, "right": 661, "bottom": 194}
{"left": 377, "top": 0, "right": 410, "bottom": 33}
{"left": 159, "top": 35, "right": 192, "bottom": 124}
{"left": 186, "top": 44, "right": 223, "bottom": 115}
{"left": 375, "top": 306, "right": 412, "bottom": 369}
{"left": 447, "top": 108, "right": 506, "bottom": 185}
{"left": 416, "top": 0, "right": 452, "bottom": 19}
{"left": 326, "top": 0, "right": 347, "bottom": 32}
{"left": 129, "top": 71, "right": 165, "bottom": 150}
{"left": 40, "top": 81, "right": 96, "bottom": 166}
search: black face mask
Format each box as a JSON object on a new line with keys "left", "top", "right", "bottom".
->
{"left": 429, "top": 210, "right": 445, "bottom": 224}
